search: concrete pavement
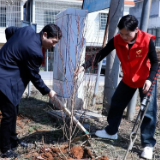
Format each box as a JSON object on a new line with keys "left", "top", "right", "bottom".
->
{"left": 39, "top": 71, "right": 105, "bottom": 86}
{"left": 23, "top": 71, "right": 105, "bottom": 104}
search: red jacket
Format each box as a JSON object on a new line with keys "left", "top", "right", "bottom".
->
{"left": 114, "top": 30, "right": 156, "bottom": 88}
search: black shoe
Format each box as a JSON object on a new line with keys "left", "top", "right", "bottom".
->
{"left": 11, "top": 139, "right": 28, "bottom": 150}
{"left": 1, "top": 149, "right": 19, "bottom": 158}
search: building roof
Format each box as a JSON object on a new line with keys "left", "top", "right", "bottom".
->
{"left": 124, "top": 0, "right": 135, "bottom": 5}
{"left": 24, "top": 0, "right": 135, "bottom": 8}
{"left": 81, "top": 0, "right": 135, "bottom": 6}
{"left": 24, "top": 0, "right": 136, "bottom": 5}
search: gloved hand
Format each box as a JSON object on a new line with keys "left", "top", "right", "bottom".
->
{"left": 143, "top": 80, "right": 151, "bottom": 94}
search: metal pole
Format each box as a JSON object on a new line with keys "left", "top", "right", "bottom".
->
{"left": 32, "top": 0, "right": 35, "bottom": 23}
{"left": 92, "top": 11, "right": 110, "bottom": 106}
{"left": 103, "top": 0, "right": 124, "bottom": 115}
{"left": 20, "top": 1, "right": 24, "bottom": 21}
{"left": 28, "top": 81, "right": 31, "bottom": 97}
{"left": 81, "top": 0, "right": 84, "bottom": 9}
{"left": 127, "top": 90, "right": 138, "bottom": 120}
{"left": 140, "top": 0, "right": 152, "bottom": 31}
{"left": 127, "top": 0, "right": 152, "bottom": 120}
{"left": 30, "top": 0, "right": 32, "bottom": 24}
{"left": 28, "top": 0, "right": 35, "bottom": 97}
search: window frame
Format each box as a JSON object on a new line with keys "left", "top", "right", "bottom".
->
{"left": 0, "top": 7, "right": 6, "bottom": 27}
{"left": 99, "top": 13, "right": 108, "bottom": 30}
{"left": 147, "top": 28, "right": 160, "bottom": 47}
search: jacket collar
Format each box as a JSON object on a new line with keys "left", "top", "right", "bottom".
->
{"left": 116, "top": 29, "right": 144, "bottom": 48}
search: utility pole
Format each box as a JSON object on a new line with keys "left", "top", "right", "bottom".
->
{"left": 92, "top": 11, "right": 110, "bottom": 106}
{"left": 103, "top": 0, "right": 124, "bottom": 114}
{"left": 140, "top": 0, "right": 152, "bottom": 31}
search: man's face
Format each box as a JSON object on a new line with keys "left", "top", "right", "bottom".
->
{"left": 119, "top": 27, "right": 138, "bottom": 43}
{"left": 41, "top": 32, "right": 59, "bottom": 49}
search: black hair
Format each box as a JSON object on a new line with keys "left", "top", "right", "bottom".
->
{"left": 40, "top": 24, "right": 62, "bottom": 39}
{"left": 117, "top": 15, "right": 138, "bottom": 31}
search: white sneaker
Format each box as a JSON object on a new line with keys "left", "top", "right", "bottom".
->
{"left": 141, "top": 146, "right": 153, "bottom": 159}
{"left": 95, "top": 129, "right": 118, "bottom": 139}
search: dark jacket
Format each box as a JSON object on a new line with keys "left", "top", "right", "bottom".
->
{"left": 0, "top": 26, "right": 50, "bottom": 106}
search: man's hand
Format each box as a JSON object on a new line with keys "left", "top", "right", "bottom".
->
{"left": 74, "top": 66, "right": 85, "bottom": 79}
{"left": 143, "top": 80, "right": 151, "bottom": 94}
{"left": 48, "top": 90, "right": 57, "bottom": 101}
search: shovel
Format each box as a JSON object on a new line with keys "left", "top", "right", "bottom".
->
{"left": 50, "top": 96, "right": 90, "bottom": 142}
{"left": 123, "top": 64, "right": 160, "bottom": 160}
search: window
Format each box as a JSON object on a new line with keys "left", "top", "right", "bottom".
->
{"left": 147, "top": 28, "right": 160, "bottom": 47}
{"left": 24, "top": 1, "right": 31, "bottom": 22}
{"left": 100, "top": 13, "right": 108, "bottom": 30}
{"left": 0, "top": 1, "right": 21, "bottom": 27}
{"left": 44, "top": 11, "right": 60, "bottom": 24}
{"left": 0, "top": 7, "right": 6, "bottom": 27}
{"left": 35, "top": 1, "right": 81, "bottom": 32}
{"left": 156, "top": 28, "right": 160, "bottom": 47}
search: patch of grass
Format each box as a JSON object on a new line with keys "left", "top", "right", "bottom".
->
{"left": 28, "top": 127, "right": 34, "bottom": 133}
{"left": 28, "top": 125, "right": 42, "bottom": 133}
{"left": 19, "top": 96, "right": 54, "bottom": 126}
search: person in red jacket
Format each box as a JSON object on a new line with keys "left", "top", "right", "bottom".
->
{"left": 75, "top": 15, "right": 158, "bottom": 159}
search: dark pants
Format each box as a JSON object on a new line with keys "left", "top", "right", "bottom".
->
{"left": 0, "top": 91, "right": 18, "bottom": 153}
{"left": 105, "top": 80, "right": 157, "bottom": 147}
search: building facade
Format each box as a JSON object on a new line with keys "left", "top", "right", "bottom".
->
{"left": 0, "top": 0, "right": 135, "bottom": 71}
{"left": 130, "top": 0, "right": 160, "bottom": 47}
{"left": 0, "top": 0, "right": 24, "bottom": 48}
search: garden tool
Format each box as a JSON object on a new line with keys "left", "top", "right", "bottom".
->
{"left": 124, "top": 64, "right": 160, "bottom": 160}
{"left": 51, "top": 96, "right": 90, "bottom": 142}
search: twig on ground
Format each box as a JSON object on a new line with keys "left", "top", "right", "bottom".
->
{"left": 57, "top": 143, "right": 67, "bottom": 160}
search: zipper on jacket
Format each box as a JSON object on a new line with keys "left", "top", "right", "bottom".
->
{"left": 128, "top": 48, "right": 130, "bottom": 60}
{"left": 128, "top": 48, "right": 132, "bottom": 87}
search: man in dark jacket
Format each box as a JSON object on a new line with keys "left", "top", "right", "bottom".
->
{"left": 0, "top": 24, "right": 62, "bottom": 158}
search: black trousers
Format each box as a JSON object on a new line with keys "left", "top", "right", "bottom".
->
{"left": 105, "top": 80, "right": 157, "bottom": 147}
{"left": 0, "top": 91, "right": 18, "bottom": 153}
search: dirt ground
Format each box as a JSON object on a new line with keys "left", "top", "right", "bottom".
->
{"left": 0, "top": 92, "right": 160, "bottom": 160}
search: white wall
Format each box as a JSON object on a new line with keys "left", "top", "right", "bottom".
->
{"left": 129, "top": 2, "right": 143, "bottom": 24}
{"left": 0, "top": 0, "right": 22, "bottom": 44}
{"left": 85, "top": 9, "right": 109, "bottom": 46}
{"left": 0, "top": 28, "right": 6, "bottom": 44}
{"left": 150, "top": 0, "right": 159, "bottom": 17}
{"left": 129, "top": 0, "right": 160, "bottom": 29}
{"left": 148, "top": 0, "right": 160, "bottom": 28}
{"left": 148, "top": 16, "right": 160, "bottom": 28}
{"left": 85, "top": 5, "right": 133, "bottom": 46}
